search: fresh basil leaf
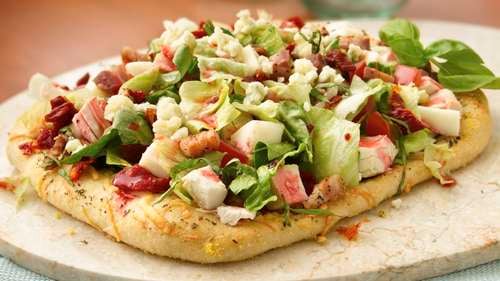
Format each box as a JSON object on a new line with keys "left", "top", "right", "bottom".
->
{"left": 105, "top": 145, "right": 131, "bottom": 167}
{"left": 425, "top": 39, "right": 483, "bottom": 63}
{"left": 203, "top": 20, "right": 215, "bottom": 35}
{"left": 437, "top": 73, "right": 497, "bottom": 92}
{"left": 221, "top": 27, "right": 234, "bottom": 37}
{"left": 277, "top": 101, "right": 313, "bottom": 162}
{"left": 483, "top": 77, "right": 500, "bottom": 89}
{"left": 61, "top": 129, "right": 118, "bottom": 164}
{"left": 379, "top": 19, "right": 426, "bottom": 67}
{"left": 112, "top": 109, "right": 153, "bottom": 145}
{"left": 173, "top": 44, "right": 194, "bottom": 78}
{"left": 147, "top": 88, "right": 180, "bottom": 104}
{"left": 299, "top": 30, "right": 322, "bottom": 54}
{"left": 379, "top": 18, "right": 420, "bottom": 42}
{"left": 252, "top": 142, "right": 269, "bottom": 168}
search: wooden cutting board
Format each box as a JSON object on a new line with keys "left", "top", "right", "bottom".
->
{"left": 0, "top": 20, "right": 499, "bottom": 281}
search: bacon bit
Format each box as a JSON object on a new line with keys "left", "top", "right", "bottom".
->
{"left": 75, "top": 72, "right": 90, "bottom": 88}
{"left": 308, "top": 53, "right": 325, "bottom": 70}
{"left": 70, "top": 158, "right": 95, "bottom": 182}
{"left": 390, "top": 92, "right": 427, "bottom": 132}
{"left": 45, "top": 96, "right": 78, "bottom": 130}
{"left": 111, "top": 64, "right": 132, "bottom": 82}
{"left": 281, "top": 16, "right": 305, "bottom": 29}
{"left": 336, "top": 222, "right": 362, "bottom": 241}
{"left": 50, "top": 134, "right": 67, "bottom": 156}
{"left": 144, "top": 108, "right": 157, "bottom": 125}
{"left": 126, "top": 90, "right": 146, "bottom": 103}
{"left": 156, "top": 46, "right": 177, "bottom": 73}
{"left": 121, "top": 46, "right": 150, "bottom": 64}
{"left": 0, "top": 181, "right": 14, "bottom": 191}
{"left": 115, "top": 190, "right": 136, "bottom": 215}
{"left": 344, "top": 133, "right": 351, "bottom": 141}
{"left": 324, "top": 49, "right": 356, "bottom": 81}
{"left": 179, "top": 129, "right": 220, "bottom": 158}
{"left": 94, "top": 70, "right": 123, "bottom": 95}
{"left": 203, "top": 95, "right": 219, "bottom": 105}
{"left": 128, "top": 122, "right": 140, "bottom": 131}
{"left": 352, "top": 96, "right": 375, "bottom": 123}
{"left": 35, "top": 128, "right": 58, "bottom": 149}
{"left": 324, "top": 95, "right": 343, "bottom": 110}
{"left": 54, "top": 83, "right": 70, "bottom": 91}
{"left": 270, "top": 49, "right": 292, "bottom": 80}
{"left": 112, "top": 165, "right": 170, "bottom": 193}
{"left": 286, "top": 43, "right": 296, "bottom": 53}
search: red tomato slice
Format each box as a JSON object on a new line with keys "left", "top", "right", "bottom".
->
{"left": 364, "top": 111, "right": 392, "bottom": 138}
{"left": 218, "top": 141, "right": 249, "bottom": 166}
{"left": 394, "top": 65, "right": 422, "bottom": 85}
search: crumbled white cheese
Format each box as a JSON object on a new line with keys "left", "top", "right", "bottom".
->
{"left": 182, "top": 166, "right": 227, "bottom": 210}
{"left": 243, "top": 82, "right": 267, "bottom": 105}
{"left": 139, "top": 138, "right": 184, "bottom": 178}
{"left": 292, "top": 31, "right": 313, "bottom": 59}
{"left": 104, "top": 95, "right": 135, "bottom": 121}
{"left": 170, "top": 30, "right": 196, "bottom": 51}
{"left": 234, "top": 9, "right": 255, "bottom": 34}
{"left": 208, "top": 27, "right": 244, "bottom": 58}
{"left": 347, "top": 43, "right": 364, "bottom": 62}
{"left": 134, "top": 102, "right": 156, "bottom": 113}
{"left": 216, "top": 206, "right": 256, "bottom": 226}
{"left": 65, "top": 138, "right": 85, "bottom": 154}
{"left": 326, "top": 21, "right": 364, "bottom": 38}
{"left": 258, "top": 55, "right": 274, "bottom": 75}
{"left": 290, "top": 58, "right": 318, "bottom": 84}
{"left": 391, "top": 198, "right": 402, "bottom": 209}
{"left": 318, "top": 65, "right": 344, "bottom": 84}
{"left": 170, "top": 127, "right": 189, "bottom": 141}
{"left": 156, "top": 97, "right": 183, "bottom": 121}
{"left": 153, "top": 116, "right": 183, "bottom": 137}
{"left": 125, "top": 61, "right": 155, "bottom": 76}
{"left": 161, "top": 18, "right": 198, "bottom": 45}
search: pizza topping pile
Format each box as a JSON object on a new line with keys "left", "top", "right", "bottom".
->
{"left": 22, "top": 10, "right": 498, "bottom": 226}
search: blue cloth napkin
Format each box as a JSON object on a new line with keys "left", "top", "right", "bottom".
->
{"left": 1, "top": 255, "right": 499, "bottom": 281}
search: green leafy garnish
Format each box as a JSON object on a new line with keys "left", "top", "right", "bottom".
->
{"left": 379, "top": 19, "right": 426, "bottom": 67}
{"left": 147, "top": 88, "right": 180, "bottom": 104}
{"left": 61, "top": 130, "right": 118, "bottom": 164}
{"left": 249, "top": 24, "right": 285, "bottom": 56}
{"left": 299, "top": 30, "right": 322, "bottom": 54}
{"left": 203, "top": 20, "right": 215, "bottom": 35}
{"left": 173, "top": 44, "right": 194, "bottom": 79}
{"left": 277, "top": 101, "right": 313, "bottom": 162}
{"left": 112, "top": 109, "right": 153, "bottom": 145}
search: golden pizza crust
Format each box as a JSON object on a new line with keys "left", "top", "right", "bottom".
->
{"left": 6, "top": 91, "right": 491, "bottom": 263}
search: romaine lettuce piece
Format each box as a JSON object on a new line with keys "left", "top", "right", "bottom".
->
{"left": 119, "top": 67, "right": 160, "bottom": 95}
{"left": 197, "top": 56, "right": 250, "bottom": 82}
{"left": 309, "top": 107, "right": 360, "bottom": 186}
{"left": 277, "top": 101, "right": 313, "bottom": 161}
{"left": 215, "top": 95, "right": 241, "bottom": 131}
{"left": 402, "top": 129, "right": 435, "bottom": 154}
{"left": 112, "top": 109, "right": 154, "bottom": 145}
{"left": 233, "top": 100, "right": 278, "bottom": 121}
{"left": 179, "top": 80, "right": 227, "bottom": 118}
{"left": 249, "top": 24, "right": 284, "bottom": 56}
{"left": 333, "top": 76, "right": 385, "bottom": 120}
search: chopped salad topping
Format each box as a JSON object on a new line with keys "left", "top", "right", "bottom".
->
{"left": 23, "top": 11, "right": 499, "bottom": 226}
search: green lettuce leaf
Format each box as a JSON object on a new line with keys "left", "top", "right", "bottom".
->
{"left": 112, "top": 109, "right": 153, "bottom": 145}
{"left": 402, "top": 129, "right": 435, "bottom": 154}
{"left": 179, "top": 80, "right": 227, "bottom": 118}
{"left": 333, "top": 76, "right": 385, "bottom": 120}
{"left": 197, "top": 56, "right": 249, "bottom": 82}
{"left": 233, "top": 100, "right": 279, "bottom": 121}
{"left": 215, "top": 95, "right": 241, "bottom": 130}
{"left": 309, "top": 107, "right": 360, "bottom": 186}
{"left": 119, "top": 67, "right": 160, "bottom": 95}
{"left": 61, "top": 129, "right": 118, "bottom": 164}
{"left": 277, "top": 101, "right": 313, "bottom": 162}
{"left": 424, "top": 142, "right": 455, "bottom": 185}
{"left": 247, "top": 24, "right": 284, "bottom": 56}
{"left": 173, "top": 44, "right": 194, "bottom": 78}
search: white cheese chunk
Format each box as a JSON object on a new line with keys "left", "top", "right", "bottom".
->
{"left": 417, "top": 106, "right": 461, "bottom": 137}
{"left": 359, "top": 135, "right": 398, "bottom": 178}
{"left": 182, "top": 166, "right": 227, "bottom": 210}
{"left": 104, "top": 95, "right": 135, "bottom": 121}
{"left": 216, "top": 206, "right": 256, "bottom": 226}
{"left": 139, "top": 138, "right": 185, "bottom": 178}
{"left": 231, "top": 120, "right": 284, "bottom": 154}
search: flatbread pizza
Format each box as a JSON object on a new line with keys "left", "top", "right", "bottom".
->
{"left": 3, "top": 11, "right": 495, "bottom": 263}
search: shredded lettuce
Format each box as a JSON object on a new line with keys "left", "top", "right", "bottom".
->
{"left": 333, "top": 76, "right": 385, "bottom": 120}
{"left": 112, "top": 109, "right": 154, "bottom": 145}
{"left": 309, "top": 107, "right": 360, "bottom": 186}
{"left": 197, "top": 56, "right": 249, "bottom": 82}
{"left": 179, "top": 80, "right": 227, "bottom": 118}
{"left": 249, "top": 24, "right": 284, "bottom": 56}
{"left": 424, "top": 142, "right": 455, "bottom": 185}
{"left": 402, "top": 129, "right": 435, "bottom": 154}
{"left": 399, "top": 84, "right": 427, "bottom": 118}
{"left": 173, "top": 44, "right": 194, "bottom": 79}
{"left": 233, "top": 100, "right": 278, "bottom": 121}
{"left": 61, "top": 130, "right": 118, "bottom": 164}
{"left": 119, "top": 67, "right": 160, "bottom": 95}
{"left": 277, "top": 101, "right": 313, "bottom": 162}
{"left": 266, "top": 81, "right": 312, "bottom": 111}
{"left": 215, "top": 94, "right": 241, "bottom": 130}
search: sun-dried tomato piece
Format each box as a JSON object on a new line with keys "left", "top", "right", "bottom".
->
{"left": 390, "top": 92, "right": 427, "bottom": 132}
{"left": 112, "top": 165, "right": 170, "bottom": 193}
{"left": 45, "top": 96, "right": 78, "bottom": 130}
{"left": 93, "top": 70, "right": 123, "bottom": 95}
{"left": 75, "top": 72, "right": 90, "bottom": 88}
{"left": 324, "top": 49, "right": 356, "bottom": 81}
{"left": 70, "top": 158, "right": 95, "bottom": 182}
{"left": 126, "top": 90, "right": 146, "bottom": 103}
{"left": 192, "top": 28, "right": 207, "bottom": 39}
{"left": 35, "top": 128, "right": 58, "bottom": 149}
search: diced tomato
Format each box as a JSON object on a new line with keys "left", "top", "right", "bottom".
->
{"left": 218, "top": 141, "right": 249, "bottom": 166}
{"left": 112, "top": 165, "right": 170, "bottom": 193}
{"left": 363, "top": 111, "right": 392, "bottom": 138}
{"left": 70, "top": 158, "right": 94, "bottom": 182}
{"left": 394, "top": 65, "right": 422, "bottom": 85}
{"left": 336, "top": 222, "right": 361, "bottom": 241}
